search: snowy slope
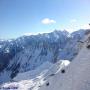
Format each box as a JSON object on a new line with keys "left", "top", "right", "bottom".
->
{"left": 13, "top": 61, "right": 53, "bottom": 81}
{"left": 0, "top": 60, "right": 70, "bottom": 90}
{"left": 39, "top": 34, "right": 90, "bottom": 90}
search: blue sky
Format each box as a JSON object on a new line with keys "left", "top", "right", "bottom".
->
{"left": 0, "top": 0, "right": 90, "bottom": 39}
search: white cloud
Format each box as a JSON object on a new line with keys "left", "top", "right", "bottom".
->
{"left": 41, "top": 18, "right": 56, "bottom": 25}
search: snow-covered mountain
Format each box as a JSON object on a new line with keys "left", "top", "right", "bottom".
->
{"left": 0, "top": 30, "right": 69, "bottom": 71}
{"left": 0, "top": 29, "right": 87, "bottom": 84}
{"left": 1, "top": 31, "right": 90, "bottom": 90}
{"left": 38, "top": 30, "right": 90, "bottom": 90}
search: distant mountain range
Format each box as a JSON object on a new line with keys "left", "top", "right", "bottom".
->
{"left": 0, "top": 29, "right": 88, "bottom": 83}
